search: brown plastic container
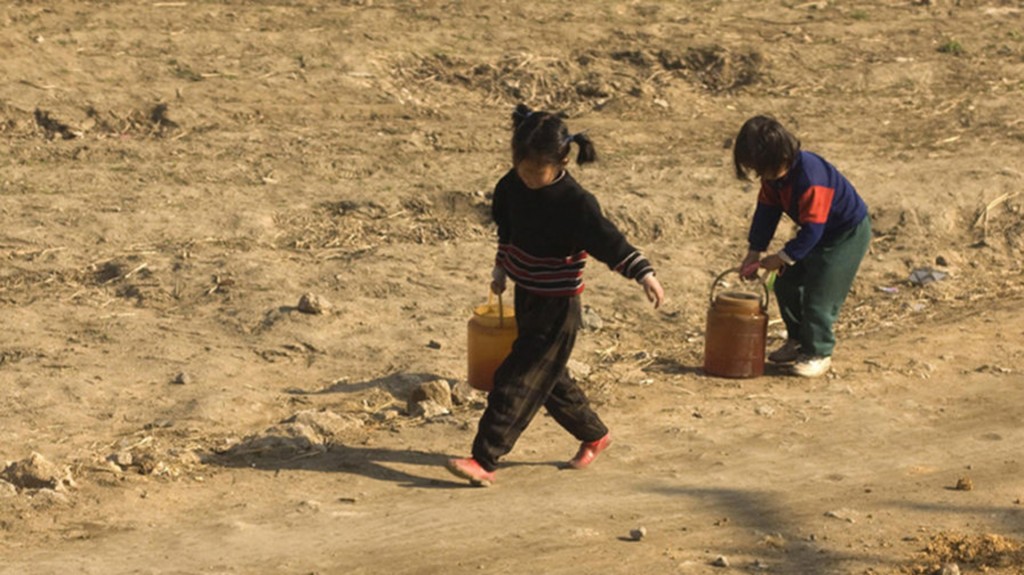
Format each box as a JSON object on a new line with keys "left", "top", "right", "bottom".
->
{"left": 703, "top": 269, "right": 768, "bottom": 378}
{"left": 467, "top": 293, "right": 517, "bottom": 392}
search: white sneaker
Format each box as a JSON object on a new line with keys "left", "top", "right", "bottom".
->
{"left": 768, "top": 339, "right": 801, "bottom": 363}
{"left": 791, "top": 355, "right": 832, "bottom": 378}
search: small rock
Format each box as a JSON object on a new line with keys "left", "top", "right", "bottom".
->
{"left": 426, "top": 340, "right": 442, "bottom": 350}
{"left": 937, "top": 563, "right": 961, "bottom": 575}
{"left": 0, "top": 479, "right": 17, "bottom": 498}
{"left": 824, "top": 508, "right": 857, "bottom": 523}
{"left": 629, "top": 526, "right": 647, "bottom": 541}
{"left": 297, "top": 292, "right": 332, "bottom": 315}
{"left": 408, "top": 379, "right": 453, "bottom": 412}
{"left": 955, "top": 477, "right": 973, "bottom": 491}
{"left": 567, "top": 359, "right": 592, "bottom": 380}
{"left": 581, "top": 305, "right": 603, "bottom": 331}
{"left": 451, "top": 380, "right": 483, "bottom": 407}
{"left": 31, "top": 488, "right": 69, "bottom": 507}
{"left": 408, "top": 399, "right": 449, "bottom": 419}
{"left": 374, "top": 409, "right": 399, "bottom": 422}
{"left": 109, "top": 451, "right": 134, "bottom": 469}
{"left": 711, "top": 555, "right": 730, "bottom": 568}
{"left": 755, "top": 405, "right": 775, "bottom": 417}
{"left": 172, "top": 371, "right": 191, "bottom": 385}
{"left": 935, "top": 255, "right": 949, "bottom": 267}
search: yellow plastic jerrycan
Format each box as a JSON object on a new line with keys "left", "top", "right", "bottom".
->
{"left": 703, "top": 268, "right": 769, "bottom": 379}
{"left": 467, "top": 292, "right": 517, "bottom": 392}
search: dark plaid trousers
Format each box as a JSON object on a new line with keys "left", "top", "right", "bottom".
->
{"left": 471, "top": 287, "right": 608, "bottom": 471}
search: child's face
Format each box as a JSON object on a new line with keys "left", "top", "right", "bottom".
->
{"left": 756, "top": 163, "right": 789, "bottom": 182}
{"left": 515, "top": 156, "right": 567, "bottom": 190}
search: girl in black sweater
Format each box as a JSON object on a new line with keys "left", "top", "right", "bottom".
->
{"left": 447, "top": 104, "right": 665, "bottom": 486}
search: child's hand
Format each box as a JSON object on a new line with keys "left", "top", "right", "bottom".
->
{"left": 640, "top": 273, "right": 665, "bottom": 309}
{"left": 740, "top": 250, "right": 763, "bottom": 279}
{"left": 758, "top": 254, "right": 786, "bottom": 272}
{"left": 491, "top": 265, "right": 507, "bottom": 295}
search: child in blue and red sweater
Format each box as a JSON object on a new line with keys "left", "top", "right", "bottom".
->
{"left": 735, "top": 115, "right": 871, "bottom": 378}
{"left": 446, "top": 104, "right": 665, "bottom": 486}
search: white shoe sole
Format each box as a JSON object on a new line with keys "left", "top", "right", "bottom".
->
{"left": 791, "top": 358, "right": 832, "bottom": 378}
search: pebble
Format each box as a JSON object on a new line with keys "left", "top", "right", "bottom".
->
{"left": 711, "top": 555, "right": 729, "bottom": 568}
{"left": 297, "top": 292, "right": 332, "bottom": 315}
{"left": 0, "top": 480, "right": 16, "bottom": 498}
{"left": 629, "top": 526, "right": 647, "bottom": 541}
{"left": 567, "top": 359, "right": 592, "bottom": 380}
{"left": 110, "top": 451, "right": 134, "bottom": 469}
{"left": 581, "top": 305, "right": 603, "bottom": 330}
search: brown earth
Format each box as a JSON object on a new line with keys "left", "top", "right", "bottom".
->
{"left": 1, "top": 1, "right": 1023, "bottom": 574}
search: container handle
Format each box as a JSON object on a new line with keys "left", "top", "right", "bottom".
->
{"left": 709, "top": 267, "right": 770, "bottom": 311}
{"left": 486, "top": 290, "right": 506, "bottom": 328}
{"left": 497, "top": 292, "right": 504, "bottom": 328}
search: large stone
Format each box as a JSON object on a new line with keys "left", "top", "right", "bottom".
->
{"left": 0, "top": 452, "right": 75, "bottom": 491}
{"left": 286, "top": 409, "right": 364, "bottom": 439}
{"left": 407, "top": 379, "right": 452, "bottom": 412}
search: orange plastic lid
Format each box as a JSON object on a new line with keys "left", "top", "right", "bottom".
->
{"left": 473, "top": 301, "right": 515, "bottom": 327}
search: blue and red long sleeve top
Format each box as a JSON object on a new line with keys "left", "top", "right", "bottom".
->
{"left": 748, "top": 151, "right": 868, "bottom": 262}
{"left": 492, "top": 169, "right": 653, "bottom": 297}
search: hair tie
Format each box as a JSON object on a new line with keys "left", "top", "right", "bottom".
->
{"left": 514, "top": 108, "right": 534, "bottom": 122}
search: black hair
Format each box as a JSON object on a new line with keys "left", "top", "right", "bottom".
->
{"left": 732, "top": 115, "right": 801, "bottom": 180}
{"left": 510, "top": 103, "right": 596, "bottom": 166}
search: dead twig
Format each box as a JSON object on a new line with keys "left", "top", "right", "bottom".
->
{"left": 973, "top": 191, "right": 1021, "bottom": 229}
{"left": 100, "top": 262, "right": 149, "bottom": 284}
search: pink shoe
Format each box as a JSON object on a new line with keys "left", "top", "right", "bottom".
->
{"left": 445, "top": 457, "right": 496, "bottom": 487}
{"left": 568, "top": 433, "right": 612, "bottom": 469}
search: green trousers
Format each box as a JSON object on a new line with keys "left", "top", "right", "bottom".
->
{"left": 774, "top": 216, "right": 871, "bottom": 357}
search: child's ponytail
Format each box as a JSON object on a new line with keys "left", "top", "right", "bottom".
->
{"left": 512, "top": 104, "right": 534, "bottom": 131}
{"left": 510, "top": 103, "right": 596, "bottom": 167}
{"left": 571, "top": 132, "right": 597, "bottom": 165}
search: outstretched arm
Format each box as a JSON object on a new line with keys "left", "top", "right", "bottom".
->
{"left": 640, "top": 272, "right": 665, "bottom": 309}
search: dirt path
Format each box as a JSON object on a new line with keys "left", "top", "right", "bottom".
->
{"left": 2, "top": 1, "right": 1023, "bottom": 574}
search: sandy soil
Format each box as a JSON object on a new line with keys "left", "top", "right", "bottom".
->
{"left": 1, "top": 1, "right": 1023, "bottom": 573}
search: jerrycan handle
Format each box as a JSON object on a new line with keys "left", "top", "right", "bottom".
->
{"left": 709, "top": 267, "right": 770, "bottom": 312}
{"left": 486, "top": 290, "right": 506, "bottom": 328}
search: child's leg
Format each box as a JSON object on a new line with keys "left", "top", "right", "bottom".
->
{"left": 772, "top": 261, "right": 806, "bottom": 343}
{"left": 799, "top": 218, "right": 872, "bottom": 357}
{"left": 470, "top": 291, "right": 579, "bottom": 471}
{"left": 544, "top": 367, "right": 608, "bottom": 443}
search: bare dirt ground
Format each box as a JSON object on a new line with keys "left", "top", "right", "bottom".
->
{"left": 1, "top": 1, "right": 1023, "bottom": 573}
